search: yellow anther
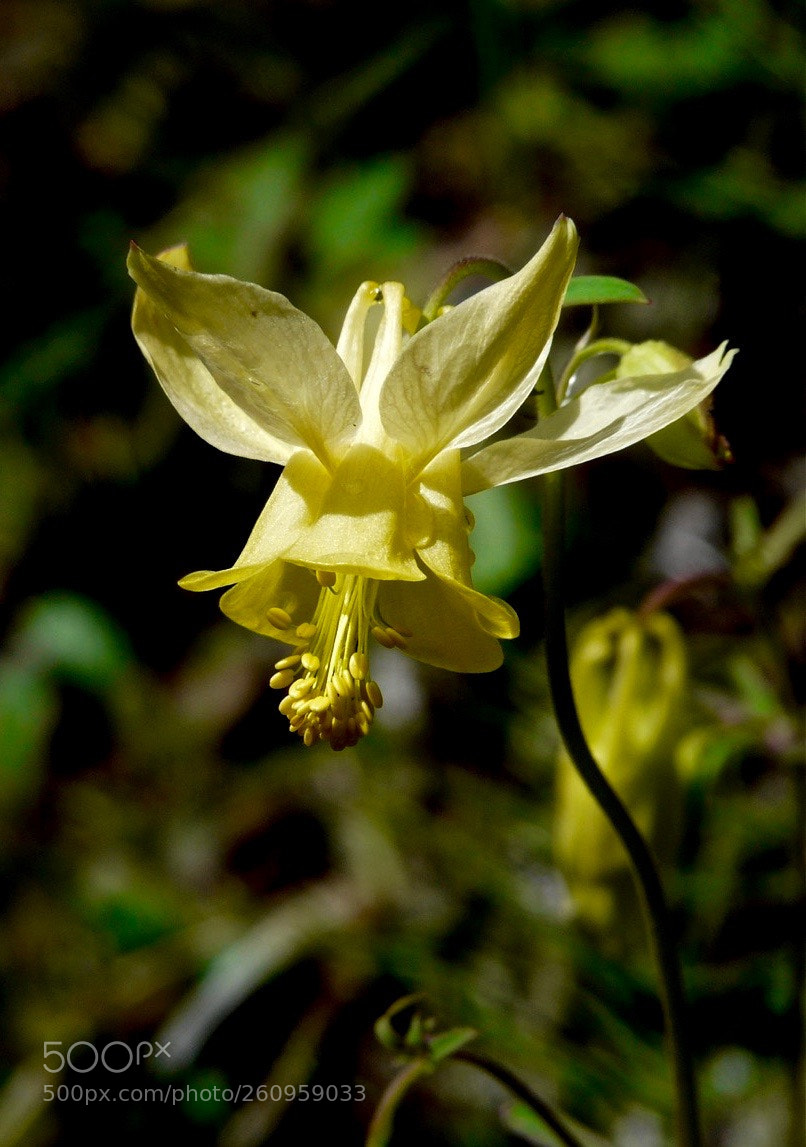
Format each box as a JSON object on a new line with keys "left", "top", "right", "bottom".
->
{"left": 366, "top": 680, "right": 384, "bottom": 709}
{"left": 332, "top": 694, "right": 351, "bottom": 721}
{"left": 269, "top": 668, "right": 296, "bottom": 690}
{"left": 372, "top": 625, "right": 396, "bottom": 649}
{"left": 269, "top": 572, "right": 401, "bottom": 749}
{"left": 267, "top": 606, "right": 293, "bottom": 629}
{"left": 385, "top": 626, "right": 408, "bottom": 649}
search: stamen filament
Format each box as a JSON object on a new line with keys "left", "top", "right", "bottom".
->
{"left": 268, "top": 571, "right": 389, "bottom": 750}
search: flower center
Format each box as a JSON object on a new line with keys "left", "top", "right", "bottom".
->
{"left": 267, "top": 571, "right": 408, "bottom": 750}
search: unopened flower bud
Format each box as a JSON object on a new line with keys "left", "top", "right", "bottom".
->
{"left": 617, "top": 341, "right": 732, "bottom": 470}
{"left": 555, "top": 608, "right": 688, "bottom": 935}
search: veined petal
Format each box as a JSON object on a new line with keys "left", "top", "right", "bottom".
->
{"left": 377, "top": 571, "right": 511, "bottom": 673}
{"left": 462, "top": 344, "right": 736, "bottom": 493}
{"left": 283, "top": 444, "right": 425, "bottom": 581}
{"left": 379, "top": 217, "right": 578, "bottom": 469}
{"left": 132, "top": 245, "right": 294, "bottom": 463}
{"left": 178, "top": 449, "right": 330, "bottom": 592}
{"left": 219, "top": 560, "right": 321, "bottom": 641}
{"left": 377, "top": 449, "right": 520, "bottom": 670}
{"left": 127, "top": 244, "right": 361, "bottom": 467}
{"left": 358, "top": 281, "right": 405, "bottom": 447}
{"left": 336, "top": 281, "right": 380, "bottom": 388}
{"left": 414, "top": 451, "right": 519, "bottom": 641}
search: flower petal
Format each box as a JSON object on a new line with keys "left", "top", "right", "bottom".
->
{"left": 132, "top": 245, "right": 296, "bottom": 463}
{"left": 461, "top": 344, "right": 736, "bottom": 493}
{"left": 414, "top": 451, "right": 520, "bottom": 640}
{"left": 219, "top": 560, "right": 321, "bottom": 641}
{"left": 178, "top": 449, "right": 331, "bottom": 591}
{"left": 377, "top": 570, "right": 512, "bottom": 673}
{"left": 379, "top": 216, "right": 578, "bottom": 467}
{"left": 128, "top": 244, "right": 361, "bottom": 467}
{"left": 283, "top": 445, "right": 425, "bottom": 581}
{"left": 375, "top": 450, "right": 519, "bottom": 671}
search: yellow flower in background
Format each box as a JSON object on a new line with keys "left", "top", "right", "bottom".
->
{"left": 554, "top": 608, "right": 688, "bottom": 942}
{"left": 128, "top": 218, "right": 733, "bottom": 749}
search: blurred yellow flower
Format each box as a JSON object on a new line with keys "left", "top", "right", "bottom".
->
{"left": 128, "top": 218, "right": 733, "bottom": 749}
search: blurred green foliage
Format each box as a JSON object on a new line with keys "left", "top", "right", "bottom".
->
{"left": 0, "top": 0, "right": 803, "bottom": 1144}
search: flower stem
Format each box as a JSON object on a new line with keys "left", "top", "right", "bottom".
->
{"left": 453, "top": 1051, "right": 586, "bottom": 1147}
{"left": 421, "top": 257, "right": 511, "bottom": 323}
{"left": 365, "top": 1058, "right": 433, "bottom": 1147}
{"left": 540, "top": 467, "right": 702, "bottom": 1147}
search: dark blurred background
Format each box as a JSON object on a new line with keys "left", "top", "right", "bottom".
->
{"left": 0, "top": 1, "right": 803, "bottom": 1144}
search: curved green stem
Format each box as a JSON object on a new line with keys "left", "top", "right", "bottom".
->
{"left": 555, "top": 337, "right": 633, "bottom": 404}
{"left": 454, "top": 1051, "right": 586, "bottom": 1147}
{"left": 421, "top": 257, "right": 511, "bottom": 323}
{"left": 541, "top": 468, "right": 702, "bottom": 1147}
{"left": 365, "top": 1058, "right": 433, "bottom": 1147}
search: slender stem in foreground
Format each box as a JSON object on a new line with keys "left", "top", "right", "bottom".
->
{"left": 540, "top": 468, "right": 702, "bottom": 1147}
{"left": 453, "top": 1051, "right": 586, "bottom": 1147}
{"left": 365, "top": 1058, "right": 433, "bottom": 1147}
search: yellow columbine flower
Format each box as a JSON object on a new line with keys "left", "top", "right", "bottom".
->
{"left": 128, "top": 218, "right": 734, "bottom": 750}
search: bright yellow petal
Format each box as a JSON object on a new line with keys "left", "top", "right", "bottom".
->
{"left": 414, "top": 451, "right": 520, "bottom": 640}
{"left": 178, "top": 449, "right": 330, "bottom": 591}
{"left": 219, "top": 560, "right": 321, "bottom": 641}
{"left": 131, "top": 245, "right": 295, "bottom": 463}
{"left": 127, "top": 244, "right": 361, "bottom": 468}
{"left": 379, "top": 217, "right": 578, "bottom": 468}
{"left": 462, "top": 344, "right": 736, "bottom": 493}
{"left": 283, "top": 444, "right": 425, "bottom": 581}
{"left": 370, "top": 450, "right": 518, "bottom": 671}
{"left": 377, "top": 570, "right": 511, "bottom": 673}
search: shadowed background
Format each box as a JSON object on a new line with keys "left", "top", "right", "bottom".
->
{"left": 0, "top": 1, "right": 803, "bottom": 1144}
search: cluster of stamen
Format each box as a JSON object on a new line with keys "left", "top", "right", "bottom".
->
{"left": 267, "top": 571, "right": 409, "bottom": 750}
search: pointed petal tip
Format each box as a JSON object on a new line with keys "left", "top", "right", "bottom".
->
{"left": 553, "top": 213, "right": 578, "bottom": 242}
{"left": 127, "top": 240, "right": 150, "bottom": 283}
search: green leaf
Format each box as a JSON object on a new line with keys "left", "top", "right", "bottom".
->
{"left": 427, "top": 1027, "right": 477, "bottom": 1063}
{"left": 504, "top": 1099, "right": 605, "bottom": 1146}
{"left": 374, "top": 993, "right": 427, "bottom": 1051}
{"left": 155, "top": 133, "right": 311, "bottom": 283}
{"left": 307, "top": 154, "right": 419, "bottom": 275}
{"left": 13, "top": 593, "right": 132, "bottom": 691}
{"left": 563, "top": 276, "right": 647, "bottom": 307}
{"left": 0, "top": 308, "right": 107, "bottom": 410}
